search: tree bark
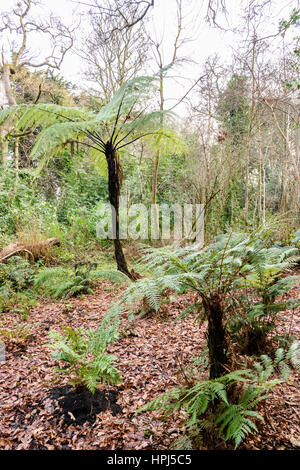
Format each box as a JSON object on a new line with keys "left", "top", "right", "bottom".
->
{"left": 151, "top": 70, "right": 164, "bottom": 236}
{"left": 244, "top": 36, "right": 256, "bottom": 226}
{"left": 104, "top": 140, "right": 133, "bottom": 279}
{"left": 0, "top": 64, "right": 17, "bottom": 163}
{"left": 203, "top": 294, "right": 228, "bottom": 379}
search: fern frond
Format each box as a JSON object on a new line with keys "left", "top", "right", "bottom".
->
{"left": 48, "top": 315, "right": 121, "bottom": 394}
{"left": 34, "top": 266, "right": 69, "bottom": 287}
{"left": 0, "top": 103, "right": 92, "bottom": 131}
{"left": 91, "top": 269, "right": 132, "bottom": 285}
{"left": 94, "top": 76, "right": 157, "bottom": 122}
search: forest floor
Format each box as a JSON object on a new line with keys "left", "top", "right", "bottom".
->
{"left": 0, "top": 272, "right": 299, "bottom": 451}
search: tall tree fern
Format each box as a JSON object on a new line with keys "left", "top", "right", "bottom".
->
{"left": 0, "top": 76, "right": 178, "bottom": 278}
{"left": 108, "top": 219, "right": 299, "bottom": 378}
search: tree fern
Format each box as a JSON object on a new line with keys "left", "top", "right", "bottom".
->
{"left": 108, "top": 222, "right": 299, "bottom": 375}
{"left": 111, "top": 222, "right": 300, "bottom": 447}
{"left": 0, "top": 77, "right": 178, "bottom": 176}
{"left": 0, "top": 76, "right": 181, "bottom": 277}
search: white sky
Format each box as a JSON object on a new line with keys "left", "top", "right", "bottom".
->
{"left": 0, "top": 0, "right": 299, "bottom": 108}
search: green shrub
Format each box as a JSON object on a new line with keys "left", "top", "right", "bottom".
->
{"left": 0, "top": 256, "right": 34, "bottom": 291}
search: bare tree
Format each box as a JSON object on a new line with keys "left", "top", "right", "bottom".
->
{"left": 0, "top": 0, "right": 75, "bottom": 162}
{"left": 71, "top": 0, "right": 227, "bottom": 37}
{"left": 78, "top": 0, "right": 150, "bottom": 103}
{"left": 148, "top": 0, "right": 196, "bottom": 213}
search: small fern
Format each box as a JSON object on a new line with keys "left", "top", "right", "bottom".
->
{"left": 251, "top": 341, "right": 300, "bottom": 382}
{"left": 34, "top": 266, "right": 95, "bottom": 299}
{"left": 0, "top": 323, "right": 33, "bottom": 344}
{"left": 48, "top": 316, "right": 122, "bottom": 394}
{"left": 0, "top": 256, "right": 34, "bottom": 291}
{"left": 137, "top": 368, "right": 268, "bottom": 448}
{"left": 137, "top": 344, "right": 298, "bottom": 449}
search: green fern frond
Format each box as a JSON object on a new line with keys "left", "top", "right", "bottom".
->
{"left": 48, "top": 316, "right": 121, "bottom": 394}
{"left": 32, "top": 120, "right": 103, "bottom": 170}
{"left": 0, "top": 103, "right": 91, "bottom": 131}
{"left": 91, "top": 269, "right": 132, "bottom": 285}
{"left": 34, "top": 266, "right": 69, "bottom": 287}
{"left": 286, "top": 341, "right": 300, "bottom": 369}
{"left": 34, "top": 266, "right": 95, "bottom": 299}
{"left": 95, "top": 76, "right": 157, "bottom": 122}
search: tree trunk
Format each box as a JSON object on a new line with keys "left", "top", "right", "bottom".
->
{"left": 0, "top": 63, "right": 17, "bottom": 164}
{"left": 244, "top": 36, "right": 256, "bottom": 226}
{"left": 0, "top": 130, "right": 9, "bottom": 162}
{"left": 13, "top": 137, "right": 20, "bottom": 196}
{"left": 151, "top": 69, "right": 164, "bottom": 236}
{"left": 151, "top": 148, "right": 160, "bottom": 235}
{"left": 104, "top": 141, "right": 133, "bottom": 280}
{"left": 203, "top": 294, "right": 228, "bottom": 379}
{"left": 152, "top": 148, "right": 160, "bottom": 206}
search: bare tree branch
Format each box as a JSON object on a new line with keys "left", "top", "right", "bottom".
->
{"left": 71, "top": 0, "right": 154, "bottom": 39}
{"left": 0, "top": 0, "right": 76, "bottom": 70}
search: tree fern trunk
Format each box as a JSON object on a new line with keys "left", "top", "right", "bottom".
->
{"left": 105, "top": 141, "right": 133, "bottom": 280}
{"left": 203, "top": 294, "right": 228, "bottom": 379}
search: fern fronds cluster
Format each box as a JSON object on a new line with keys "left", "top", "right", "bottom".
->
{"left": 108, "top": 223, "right": 300, "bottom": 448}
{"left": 291, "top": 229, "right": 300, "bottom": 247}
{"left": 0, "top": 323, "right": 34, "bottom": 345}
{"left": 137, "top": 368, "right": 264, "bottom": 448}
{"left": 251, "top": 341, "right": 300, "bottom": 382}
{"left": 48, "top": 315, "right": 121, "bottom": 394}
{"left": 34, "top": 266, "right": 95, "bottom": 299}
{"left": 137, "top": 341, "right": 299, "bottom": 448}
{"left": 215, "top": 387, "right": 266, "bottom": 447}
{"left": 0, "top": 256, "right": 34, "bottom": 291}
{"left": 0, "top": 76, "right": 179, "bottom": 179}
{"left": 108, "top": 224, "right": 299, "bottom": 329}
